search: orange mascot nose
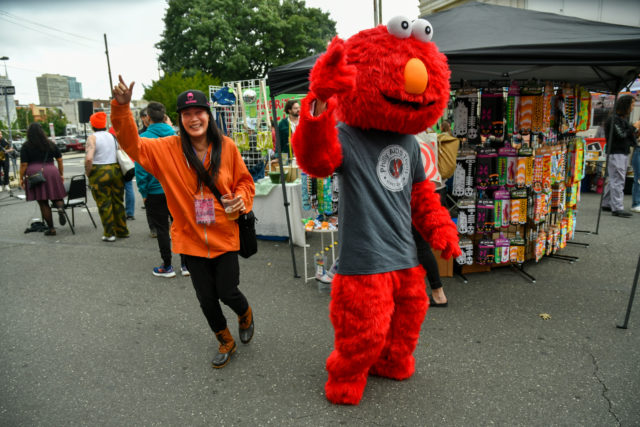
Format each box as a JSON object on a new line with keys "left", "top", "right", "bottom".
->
{"left": 404, "top": 58, "right": 428, "bottom": 94}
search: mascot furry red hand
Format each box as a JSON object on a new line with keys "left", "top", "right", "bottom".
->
{"left": 292, "top": 16, "right": 461, "bottom": 405}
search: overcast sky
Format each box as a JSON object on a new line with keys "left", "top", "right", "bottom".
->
{"left": 1, "top": 0, "right": 421, "bottom": 105}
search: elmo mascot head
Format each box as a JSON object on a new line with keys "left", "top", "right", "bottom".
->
{"left": 332, "top": 17, "right": 450, "bottom": 135}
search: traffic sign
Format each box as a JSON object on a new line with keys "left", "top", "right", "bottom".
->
{"left": 0, "top": 86, "right": 16, "bottom": 95}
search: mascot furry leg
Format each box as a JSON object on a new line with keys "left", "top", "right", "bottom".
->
{"left": 325, "top": 266, "right": 428, "bottom": 405}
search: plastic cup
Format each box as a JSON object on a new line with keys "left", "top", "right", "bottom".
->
{"left": 221, "top": 193, "right": 240, "bottom": 220}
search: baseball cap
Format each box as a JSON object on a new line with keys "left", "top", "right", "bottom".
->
{"left": 176, "top": 90, "right": 210, "bottom": 112}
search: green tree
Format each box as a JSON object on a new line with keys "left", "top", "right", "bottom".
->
{"left": 37, "top": 108, "right": 68, "bottom": 137}
{"left": 142, "top": 70, "right": 221, "bottom": 124}
{"left": 0, "top": 118, "right": 21, "bottom": 139}
{"left": 156, "top": 0, "right": 336, "bottom": 82}
{"left": 16, "top": 107, "right": 34, "bottom": 132}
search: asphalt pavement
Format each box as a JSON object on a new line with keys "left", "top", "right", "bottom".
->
{"left": 0, "top": 159, "right": 639, "bottom": 426}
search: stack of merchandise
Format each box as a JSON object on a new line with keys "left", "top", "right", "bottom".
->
{"left": 449, "top": 81, "right": 589, "bottom": 269}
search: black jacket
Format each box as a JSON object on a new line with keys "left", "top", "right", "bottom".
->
{"left": 604, "top": 115, "right": 637, "bottom": 155}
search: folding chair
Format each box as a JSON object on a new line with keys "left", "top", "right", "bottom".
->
{"left": 54, "top": 175, "right": 97, "bottom": 234}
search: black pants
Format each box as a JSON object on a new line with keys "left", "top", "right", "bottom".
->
{"left": 412, "top": 186, "right": 449, "bottom": 291}
{"left": 145, "top": 193, "right": 174, "bottom": 267}
{"left": 145, "top": 199, "right": 156, "bottom": 233}
{"left": 1, "top": 158, "right": 9, "bottom": 185}
{"left": 413, "top": 226, "right": 442, "bottom": 291}
{"left": 184, "top": 252, "right": 249, "bottom": 333}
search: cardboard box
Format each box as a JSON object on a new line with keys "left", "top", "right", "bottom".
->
{"left": 433, "top": 249, "right": 453, "bottom": 278}
{"left": 461, "top": 263, "right": 491, "bottom": 275}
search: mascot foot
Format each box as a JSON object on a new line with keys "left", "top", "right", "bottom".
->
{"left": 369, "top": 355, "right": 415, "bottom": 380}
{"left": 325, "top": 374, "right": 367, "bottom": 405}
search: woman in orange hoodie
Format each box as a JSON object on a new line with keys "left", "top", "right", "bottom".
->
{"left": 111, "top": 76, "right": 255, "bottom": 369}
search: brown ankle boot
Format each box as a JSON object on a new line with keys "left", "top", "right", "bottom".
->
{"left": 238, "top": 306, "right": 254, "bottom": 344}
{"left": 212, "top": 327, "right": 236, "bottom": 368}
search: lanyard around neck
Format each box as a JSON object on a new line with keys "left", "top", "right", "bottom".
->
{"left": 192, "top": 145, "right": 209, "bottom": 195}
{"left": 192, "top": 145, "right": 208, "bottom": 165}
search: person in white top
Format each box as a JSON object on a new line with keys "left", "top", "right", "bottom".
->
{"left": 84, "top": 111, "right": 129, "bottom": 241}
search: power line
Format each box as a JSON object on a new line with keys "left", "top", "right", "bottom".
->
{"left": 0, "top": 12, "right": 98, "bottom": 49}
{"left": 6, "top": 64, "right": 47, "bottom": 75}
{"left": 0, "top": 9, "right": 100, "bottom": 42}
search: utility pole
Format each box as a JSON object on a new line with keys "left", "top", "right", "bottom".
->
{"left": 373, "top": 0, "right": 379, "bottom": 26}
{"left": 0, "top": 56, "right": 12, "bottom": 142}
{"left": 104, "top": 34, "right": 114, "bottom": 97}
{"left": 3, "top": 91, "right": 11, "bottom": 142}
{"left": 373, "top": 0, "right": 382, "bottom": 26}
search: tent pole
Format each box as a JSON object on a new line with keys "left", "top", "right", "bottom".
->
{"left": 270, "top": 94, "right": 300, "bottom": 277}
{"left": 617, "top": 253, "right": 640, "bottom": 329}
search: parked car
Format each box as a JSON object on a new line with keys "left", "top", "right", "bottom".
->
{"left": 64, "top": 136, "right": 86, "bottom": 152}
{"left": 54, "top": 136, "right": 68, "bottom": 153}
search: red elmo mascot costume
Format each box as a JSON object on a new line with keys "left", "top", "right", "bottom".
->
{"left": 292, "top": 16, "right": 461, "bottom": 405}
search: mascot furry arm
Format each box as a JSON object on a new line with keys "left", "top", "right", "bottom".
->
{"left": 411, "top": 179, "right": 460, "bottom": 259}
{"left": 292, "top": 37, "right": 356, "bottom": 178}
{"left": 293, "top": 35, "right": 460, "bottom": 259}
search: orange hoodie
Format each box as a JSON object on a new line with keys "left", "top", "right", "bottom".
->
{"left": 110, "top": 100, "right": 255, "bottom": 259}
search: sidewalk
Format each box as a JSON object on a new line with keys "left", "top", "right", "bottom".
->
{"left": 0, "top": 189, "right": 638, "bottom": 425}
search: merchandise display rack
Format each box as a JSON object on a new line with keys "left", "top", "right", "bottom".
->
{"left": 209, "top": 79, "right": 272, "bottom": 171}
{"left": 446, "top": 81, "right": 593, "bottom": 283}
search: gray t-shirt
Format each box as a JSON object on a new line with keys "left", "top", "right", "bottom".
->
{"left": 336, "top": 123, "right": 426, "bottom": 275}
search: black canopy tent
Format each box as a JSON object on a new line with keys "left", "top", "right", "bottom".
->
{"left": 426, "top": 2, "right": 640, "bottom": 92}
{"left": 265, "top": 1, "right": 640, "bottom": 275}
{"left": 268, "top": 2, "right": 640, "bottom": 94}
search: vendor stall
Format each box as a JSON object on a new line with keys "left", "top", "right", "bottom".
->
{"left": 265, "top": 1, "right": 640, "bottom": 277}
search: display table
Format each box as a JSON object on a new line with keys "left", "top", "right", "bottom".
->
{"left": 252, "top": 178, "right": 312, "bottom": 246}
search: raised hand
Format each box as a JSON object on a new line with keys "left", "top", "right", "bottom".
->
{"left": 309, "top": 36, "right": 357, "bottom": 102}
{"left": 112, "top": 75, "right": 135, "bottom": 105}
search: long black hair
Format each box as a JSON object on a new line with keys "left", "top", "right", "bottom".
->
{"left": 614, "top": 95, "right": 634, "bottom": 117}
{"left": 26, "top": 123, "right": 56, "bottom": 153}
{"left": 178, "top": 108, "right": 223, "bottom": 191}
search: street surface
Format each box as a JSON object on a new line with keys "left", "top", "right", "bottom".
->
{"left": 0, "top": 153, "right": 639, "bottom": 425}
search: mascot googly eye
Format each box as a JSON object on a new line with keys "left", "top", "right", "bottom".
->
{"left": 387, "top": 16, "right": 412, "bottom": 38}
{"left": 411, "top": 19, "right": 433, "bottom": 43}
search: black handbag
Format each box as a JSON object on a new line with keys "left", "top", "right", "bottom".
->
{"left": 27, "top": 145, "right": 49, "bottom": 188}
{"left": 209, "top": 184, "right": 258, "bottom": 259}
{"left": 27, "top": 170, "right": 46, "bottom": 188}
{"left": 236, "top": 210, "right": 258, "bottom": 258}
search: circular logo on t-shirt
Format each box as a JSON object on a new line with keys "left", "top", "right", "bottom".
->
{"left": 377, "top": 145, "right": 411, "bottom": 192}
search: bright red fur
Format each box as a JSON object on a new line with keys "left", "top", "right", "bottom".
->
{"left": 326, "top": 267, "right": 428, "bottom": 405}
{"left": 293, "top": 19, "right": 459, "bottom": 405}
{"left": 411, "top": 180, "right": 462, "bottom": 260}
